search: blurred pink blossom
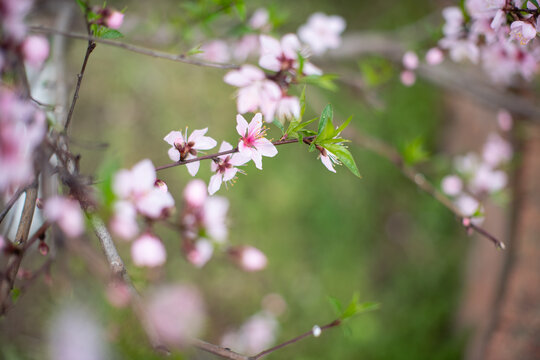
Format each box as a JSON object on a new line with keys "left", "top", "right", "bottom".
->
{"left": 249, "top": 8, "right": 270, "bottom": 31}
{"left": 441, "top": 175, "right": 463, "bottom": 196}
{"left": 105, "top": 10, "right": 124, "bottom": 29}
{"left": 131, "top": 233, "right": 166, "bottom": 267}
{"left": 200, "top": 40, "right": 230, "bottom": 63}
{"left": 298, "top": 13, "right": 346, "bottom": 55}
{"left": 402, "top": 51, "right": 419, "bottom": 70}
{"left": 425, "top": 47, "right": 444, "bottom": 65}
{"left": 44, "top": 196, "right": 84, "bottom": 238}
{"left": 230, "top": 246, "right": 268, "bottom": 272}
{"left": 510, "top": 20, "right": 537, "bottom": 45}
{"left": 224, "top": 65, "right": 281, "bottom": 121}
{"left": 184, "top": 179, "right": 208, "bottom": 208}
{"left": 482, "top": 133, "right": 512, "bottom": 167}
{"left": 497, "top": 109, "right": 513, "bottom": 131}
{"left": 186, "top": 239, "right": 214, "bottom": 268}
{"left": 110, "top": 201, "right": 138, "bottom": 240}
{"left": 470, "top": 164, "right": 507, "bottom": 194}
{"left": 221, "top": 312, "right": 278, "bottom": 354}
{"left": 400, "top": 70, "right": 416, "bottom": 86}
{"left": 259, "top": 34, "right": 322, "bottom": 75}
{"left": 203, "top": 196, "right": 229, "bottom": 242}
{"left": 21, "top": 35, "right": 49, "bottom": 67}
{"left": 275, "top": 96, "right": 300, "bottom": 121}
{"left": 145, "top": 285, "right": 206, "bottom": 347}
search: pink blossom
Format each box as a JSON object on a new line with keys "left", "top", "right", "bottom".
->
{"left": 441, "top": 175, "right": 463, "bottom": 196}
{"left": 200, "top": 40, "right": 230, "bottom": 63}
{"left": 497, "top": 109, "right": 513, "bottom": 131}
{"left": 237, "top": 113, "right": 278, "bottom": 170}
{"left": 490, "top": 9, "right": 506, "bottom": 30}
{"left": 400, "top": 70, "right": 416, "bottom": 86}
{"left": 442, "top": 7, "right": 464, "bottom": 37}
{"left": 21, "top": 35, "right": 49, "bottom": 67}
{"left": 1, "top": 0, "right": 33, "bottom": 41}
{"left": 425, "top": 47, "right": 444, "bottom": 65}
{"left": 184, "top": 179, "right": 208, "bottom": 208}
{"left": 221, "top": 312, "right": 278, "bottom": 354}
{"left": 44, "top": 196, "right": 84, "bottom": 238}
{"left": 230, "top": 246, "right": 268, "bottom": 272}
{"left": 131, "top": 233, "right": 166, "bottom": 267}
{"left": 259, "top": 34, "right": 322, "bottom": 75}
{"left": 164, "top": 128, "right": 217, "bottom": 176}
{"left": 466, "top": 0, "right": 504, "bottom": 20}
{"left": 298, "top": 13, "right": 346, "bottom": 55}
{"left": 319, "top": 149, "right": 339, "bottom": 173}
{"left": 439, "top": 38, "right": 480, "bottom": 64}
{"left": 470, "top": 164, "right": 507, "bottom": 194}
{"left": 186, "top": 239, "right": 214, "bottom": 268}
{"left": 203, "top": 196, "right": 229, "bottom": 242}
{"left": 249, "top": 8, "right": 270, "bottom": 31}
{"left": 105, "top": 10, "right": 124, "bottom": 29}
{"left": 110, "top": 201, "right": 138, "bottom": 240}
{"left": 208, "top": 141, "right": 247, "bottom": 195}
{"left": 455, "top": 194, "right": 480, "bottom": 217}
{"left": 482, "top": 133, "right": 512, "bottom": 166}
{"left": 113, "top": 159, "right": 174, "bottom": 219}
{"left": 275, "top": 96, "right": 300, "bottom": 121}
{"left": 224, "top": 65, "right": 281, "bottom": 121}
{"left": 402, "top": 51, "right": 419, "bottom": 70}
{"left": 0, "top": 88, "right": 46, "bottom": 194}
{"left": 232, "top": 35, "right": 260, "bottom": 62}
{"left": 106, "top": 281, "right": 132, "bottom": 308}
{"left": 145, "top": 285, "right": 206, "bottom": 347}
{"left": 510, "top": 20, "right": 537, "bottom": 45}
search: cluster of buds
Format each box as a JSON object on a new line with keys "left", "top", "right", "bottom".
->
{"left": 91, "top": 6, "right": 124, "bottom": 30}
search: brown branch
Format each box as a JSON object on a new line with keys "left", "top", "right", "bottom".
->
{"left": 63, "top": 12, "right": 96, "bottom": 132}
{"left": 0, "top": 183, "right": 32, "bottom": 225}
{"left": 155, "top": 136, "right": 313, "bottom": 172}
{"left": 192, "top": 339, "right": 249, "bottom": 360}
{"left": 0, "top": 180, "right": 39, "bottom": 315}
{"left": 29, "top": 25, "right": 239, "bottom": 70}
{"left": 347, "top": 128, "right": 505, "bottom": 249}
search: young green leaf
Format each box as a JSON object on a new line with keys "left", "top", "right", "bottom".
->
{"left": 325, "top": 143, "right": 361, "bottom": 178}
{"left": 299, "top": 85, "right": 306, "bottom": 119}
{"left": 401, "top": 137, "right": 429, "bottom": 166}
{"left": 100, "top": 29, "right": 124, "bottom": 39}
{"left": 273, "top": 119, "right": 285, "bottom": 134}
{"left": 335, "top": 115, "right": 353, "bottom": 136}
{"left": 317, "top": 104, "right": 333, "bottom": 136}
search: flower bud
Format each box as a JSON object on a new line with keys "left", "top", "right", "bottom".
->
{"left": 38, "top": 240, "right": 49, "bottom": 256}
{"left": 105, "top": 10, "right": 124, "bottom": 29}
{"left": 229, "top": 246, "right": 268, "bottom": 272}
{"left": 21, "top": 35, "right": 49, "bottom": 67}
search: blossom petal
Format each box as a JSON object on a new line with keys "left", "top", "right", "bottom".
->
{"left": 281, "top": 34, "right": 300, "bottom": 59}
{"left": 208, "top": 173, "right": 223, "bottom": 195}
{"left": 236, "top": 114, "right": 249, "bottom": 137}
{"left": 320, "top": 154, "right": 336, "bottom": 173}
{"left": 251, "top": 150, "right": 263, "bottom": 170}
{"left": 168, "top": 147, "right": 180, "bottom": 162}
{"left": 255, "top": 138, "right": 277, "bottom": 157}
{"left": 131, "top": 160, "right": 157, "bottom": 194}
{"left": 186, "top": 158, "right": 200, "bottom": 177}
{"left": 164, "top": 131, "right": 183, "bottom": 146}
{"left": 223, "top": 167, "right": 238, "bottom": 182}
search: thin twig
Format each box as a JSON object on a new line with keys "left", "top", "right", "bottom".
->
{"left": 0, "top": 180, "right": 39, "bottom": 315}
{"left": 192, "top": 339, "right": 249, "bottom": 360}
{"left": 63, "top": 17, "right": 96, "bottom": 132}
{"left": 155, "top": 136, "right": 312, "bottom": 172}
{"left": 250, "top": 319, "right": 341, "bottom": 360}
{"left": 347, "top": 128, "right": 506, "bottom": 249}
{"left": 29, "top": 26, "right": 239, "bottom": 70}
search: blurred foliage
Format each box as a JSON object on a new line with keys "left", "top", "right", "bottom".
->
{"left": 0, "top": 0, "right": 470, "bottom": 359}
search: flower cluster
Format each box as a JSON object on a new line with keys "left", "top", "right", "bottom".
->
{"left": 441, "top": 110, "right": 513, "bottom": 223}
{"left": 439, "top": 1, "right": 540, "bottom": 84}
{"left": 0, "top": 0, "right": 49, "bottom": 70}
{"left": 222, "top": 11, "right": 345, "bottom": 124}
{"left": 110, "top": 159, "right": 175, "bottom": 267}
{"left": 0, "top": 87, "right": 46, "bottom": 198}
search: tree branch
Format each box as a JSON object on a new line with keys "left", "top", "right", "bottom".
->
{"left": 29, "top": 26, "right": 239, "bottom": 70}
{"left": 155, "top": 136, "right": 313, "bottom": 172}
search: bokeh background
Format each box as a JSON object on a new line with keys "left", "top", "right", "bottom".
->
{"left": 1, "top": 0, "right": 491, "bottom": 359}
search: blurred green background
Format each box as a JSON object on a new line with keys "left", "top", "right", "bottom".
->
{"left": 1, "top": 0, "right": 469, "bottom": 359}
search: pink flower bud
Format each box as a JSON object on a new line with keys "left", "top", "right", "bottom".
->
{"left": 131, "top": 233, "right": 167, "bottom": 267}
{"left": 154, "top": 179, "right": 168, "bottom": 192}
{"left": 497, "top": 110, "right": 513, "bottom": 132}
{"left": 21, "top": 35, "right": 49, "bottom": 67}
{"left": 462, "top": 217, "right": 471, "bottom": 227}
{"left": 425, "top": 47, "right": 444, "bottom": 65}
{"left": 38, "top": 241, "right": 49, "bottom": 256}
{"left": 441, "top": 175, "right": 463, "bottom": 196}
{"left": 183, "top": 179, "right": 207, "bottom": 208}
{"left": 402, "top": 51, "right": 419, "bottom": 70}
{"left": 400, "top": 70, "right": 416, "bottom": 86}
{"left": 105, "top": 11, "right": 124, "bottom": 29}
{"left": 186, "top": 239, "right": 213, "bottom": 268}
{"left": 230, "top": 246, "right": 268, "bottom": 272}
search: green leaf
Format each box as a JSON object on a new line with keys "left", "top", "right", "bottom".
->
{"left": 325, "top": 144, "right": 361, "bottom": 178}
{"left": 358, "top": 57, "right": 394, "bottom": 88}
{"left": 401, "top": 137, "right": 429, "bottom": 166}
{"left": 299, "top": 85, "right": 306, "bottom": 119}
{"left": 273, "top": 119, "right": 285, "bottom": 134}
{"left": 317, "top": 104, "right": 333, "bottom": 136}
{"left": 328, "top": 296, "right": 343, "bottom": 317}
{"left": 96, "top": 157, "right": 120, "bottom": 216}
{"left": 339, "top": 292, "right": 379, "bottom": 321}
{"left": 302, "top": 74, "right": 339, "bottom": 91}
{"left": 100, "top": 29, "right": 124, "bottom": 39}
{"left": 186, "top": 44, "right": 204, "bottom": 56}
{"left": 11, "top": 288, "right": 21, "bottom": 303}
{"left": 335, "top": 115, "right": 352, "bottom": 136}
{"left": 234, "top": 0, "right": 246, "bottom": 21}
{"left": 75, "top": 0, "right": 87, "bottom": 13}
